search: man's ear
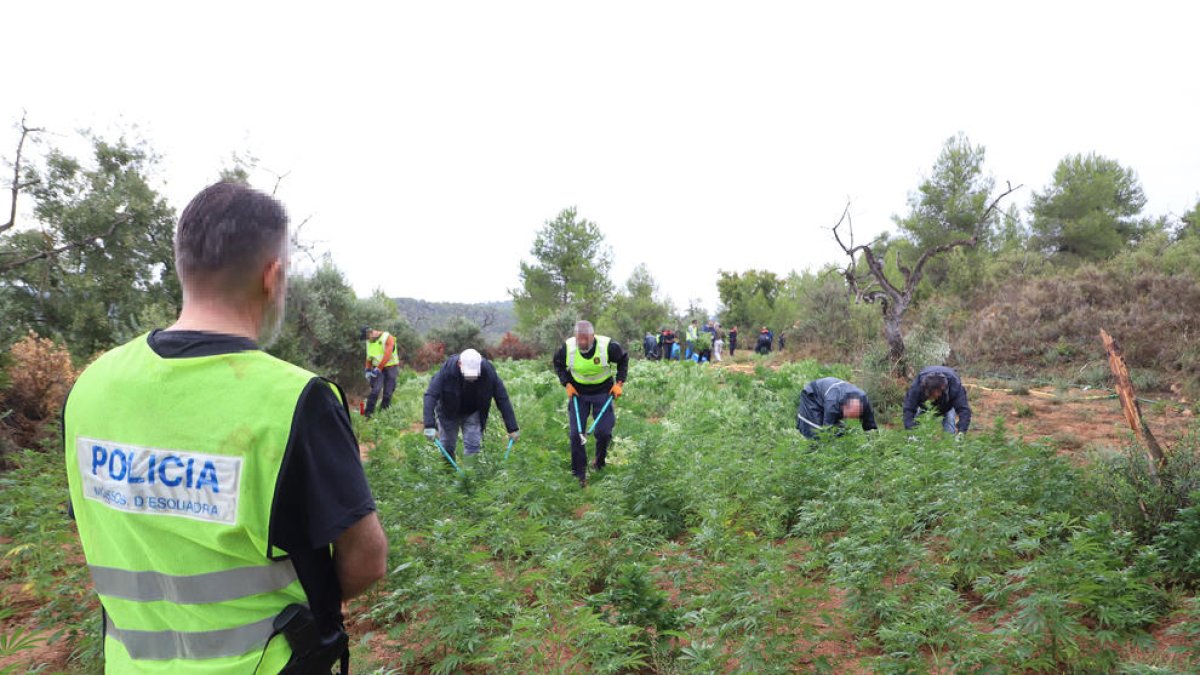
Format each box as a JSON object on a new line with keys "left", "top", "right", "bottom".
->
{"left": 262, "top": 257, "right": 284, "bottom": 298}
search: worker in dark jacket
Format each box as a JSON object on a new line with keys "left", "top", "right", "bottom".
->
{"left": 553, "top": 320, "right": 629, "bottom": 486}
{"left": 903, "top": 365, "right": 972, "bottom": 433}
{"left": 755, "top": 327, "right": 773, "bottom": 355}
{"left": 423, "top": 349, "right": 519, "bottom": 459}
{"left": 796, "top": 377, "right": 878, "bottom": 439}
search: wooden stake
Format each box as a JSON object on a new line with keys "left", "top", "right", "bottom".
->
{"left": 1100, "top": 329, "right": 1166, "bottom": 481}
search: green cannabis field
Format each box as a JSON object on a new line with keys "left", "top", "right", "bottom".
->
{"left": 4, "top": 359, "right": 1200, "bottom": 673}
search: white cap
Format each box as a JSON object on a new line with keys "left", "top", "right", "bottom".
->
{"left": 459, "top": 349, "right": 482, "bottom": 377}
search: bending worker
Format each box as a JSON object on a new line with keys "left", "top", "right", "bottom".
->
{"left": 362, "top": 325, "right": 400, "bottom": 417}
{"left": 64, "top": 182, "right": 387, "bottom": 673}
{"left": 797, "top": 376, "right": 878, "bottom": 439}
{"left": 553, "top": 320, "right": 629, "bottom": 487}
{"left": 423, "top": 348, "right": 519, "bottom": 459}
{"left": 903, "top": 365, "right": 972, "bottom": 434}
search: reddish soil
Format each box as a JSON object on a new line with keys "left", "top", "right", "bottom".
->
{"left": 0, "top": 582, "right": 75, "bottom": 672}
{"left": 966, "top": 380, "right": 1195, "bottom": 457}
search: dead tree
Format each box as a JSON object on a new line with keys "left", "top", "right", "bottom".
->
{"left": 1100, "top": 329, "right": 1166, "bottom": 482}
{"left": 833, "top": 182, "right": 1021, "bottom": 375}
{"left": 2, "top": 113, "right": 43, "bottom": 236}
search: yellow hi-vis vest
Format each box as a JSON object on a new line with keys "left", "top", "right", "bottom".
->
{"left": 365, "top": 331, "right": 400, "bottom": 368}
{"left": 565, "top": 335, "right": 613, "bottom": 385}
{"left": 64, "top": 334, "right": 320, "bottom": 674}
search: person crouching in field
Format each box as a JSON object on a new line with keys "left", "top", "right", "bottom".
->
{"left": 423, "top": 348, "right": 519, "bottom": 459}
{"left": 903, "top": 366, "right": 972, "bottom": 434}
{"left": 796, "top": 377, "right": 878, "bottom": 440}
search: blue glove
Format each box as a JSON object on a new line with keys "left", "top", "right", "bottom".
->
{"left": 364, "top": 368, "right": 375, "bottom": 382}
{"left": 371, "top": 367, "right": 382, "bottom": 377}
{"left": 424, "top": 428, "right": 437, "bottom": 440}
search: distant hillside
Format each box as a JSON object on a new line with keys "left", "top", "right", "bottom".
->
{"left": 393, "top": 297, "right": 515, "bottom": 341}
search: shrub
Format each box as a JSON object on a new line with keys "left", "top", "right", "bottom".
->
{"left": 2, "top": 332, "right": 77, "bottom": 458}
{"left": 413, "top": 341, "right": 446, "bottom": 371}
{"left": 492, "top": 332, "right": 540, "bottom": 361}
{"left": 958, "top": 268, "right": 1200, "bottom": 396}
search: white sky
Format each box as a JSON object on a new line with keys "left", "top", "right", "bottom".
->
{"left": 4, "top": 1, "right": 1199, "bottom": 313}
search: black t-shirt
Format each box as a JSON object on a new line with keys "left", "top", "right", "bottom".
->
{"left": 145, "top": 330, "right": 376, "bottom": 639}
{"left": 458, "top": 379, "right": 478, "bottom": 416}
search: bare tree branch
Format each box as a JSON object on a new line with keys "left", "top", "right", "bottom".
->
{"left": 0, "top": 214, "right": 128, "bottom": 273}
{"left": 831, "top": 181, "right": 1022, "bottom": 373}
{"left": 3, "top": 112, "right": 45, "bottom": 235}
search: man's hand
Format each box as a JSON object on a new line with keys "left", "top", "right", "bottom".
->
{"left": 364, "top": 369, "right": 374, "bottom": 382}
{"left": 371, "top": 367, "right": 382, "bottom": 377}
{"left": 565, "top": 383, "right": 578, "bottom": 398}
{"left": 424, "top": 428, "right": 437, "bottom": 440}
{"left": 610, "top": 381, "right": 624, "bottom": 398}
{"left": 508, "top": 430, "right": 520, "bottom": 441}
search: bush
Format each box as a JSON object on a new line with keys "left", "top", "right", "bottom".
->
{"left": 413, "top": 341, "right": 446, "bottom": 371}
{"left": 2, "top": 333, "right": 77, "bottom": 457}
{"left": 958, "top": 268, "right": 1200, "bottom": 396}
{"left": 492, "top": 332, "right": 541, "bottom": 360}
{"left": 1083, "top": 436, "right": 1200, "bottom": 546}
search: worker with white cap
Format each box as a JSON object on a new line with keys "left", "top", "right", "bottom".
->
{"left": 422, "top": 348, "right": 519, "bottom": 459}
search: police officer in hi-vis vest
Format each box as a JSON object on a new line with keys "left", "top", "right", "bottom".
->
{"left": 361, "top": 325, "right": 400, "bottom": 418}
{"left": 552, "top": 320, "right": 629, "bottom": 487}
{"left": 64, "top": 182, "right": 387, "bottom": 674}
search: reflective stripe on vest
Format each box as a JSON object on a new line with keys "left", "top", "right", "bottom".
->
{"left": 90, "top": 560, "right": 298, "bottom": 604}
{"left": 105, "top": 613, "right": 279, "bottom": 661}
{"left": 366, "top": 331, "right": 400, "bottom": 368}
{"left": 566, "top": 335, "right": 612, "bottom": 385}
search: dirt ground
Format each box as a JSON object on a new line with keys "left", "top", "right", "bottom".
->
{"left": 965, "top": 380, "right": 1195, "bottom": 458}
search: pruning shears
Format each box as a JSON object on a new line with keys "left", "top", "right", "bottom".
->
{"left": 572, "top": 395, "right": 586, "bottom": 446}
{"left": 432, "top": 437, "right": 463, "bottom": 474}
{"left": 587, "top": 395, "right": 614, "bottom": 434}
{"left": 504, "top": 436, "right": 516, "bottom": 461}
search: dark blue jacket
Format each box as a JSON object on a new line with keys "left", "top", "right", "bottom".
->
{"left": 423, "top": 354, "right": 519, "bottom": 432}
{"left": 902, "top": 365, "right": 971, "bottom": 432}
{"left": 797, "top": 377, "right": 877, "bottom": 439}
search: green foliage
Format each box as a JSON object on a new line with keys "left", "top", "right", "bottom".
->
{"left": 511, "top": 207, "right": 614, "bottom": 335}
{"left": 0, "top": 447, "right": 102, "bottom": 671}
{"left": 716, "top": 269, "right": 779, "bottom": 332}
{"left": 269, "top": 266, "right": 419, "bottom": 389}
{"left": 1, "top": 132, "right": 179, "bottom": 356}
{"left": 4, "top": 357, "right": 1197, "bottom": 673}
{"left": 1031, "top": 152, "right": 1147, "bottom": 261}
{"left": 601, "top": 263, "right": 674, "bottom": 349}
{"left": 426, "top": 316, "right": 484, "bottom": 355}
{"left": 895, "top": 134, "right": 995, "bottom": 247}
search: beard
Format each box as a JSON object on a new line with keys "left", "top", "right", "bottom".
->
{"left": 258, "top": 286, "right": 287, "bottom": 348}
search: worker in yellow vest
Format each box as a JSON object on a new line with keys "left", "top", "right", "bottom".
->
{"left": 552, "top": 320, "right": 629, "bottom": 487}
{"left": 361, "top": 326, "right": 400, "bottom": 417}
{"left": 64, "top": 182, "right": 387, "bottom": 674}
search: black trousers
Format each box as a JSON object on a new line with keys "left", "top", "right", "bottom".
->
{"left": 366, "top": 365, "right": 398, "bottom": 415}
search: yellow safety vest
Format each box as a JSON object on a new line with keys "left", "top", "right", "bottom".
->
{"left": 565, "top": 335, "right": 613, "bottom": 385}
{"left": 65, "top": 334, "right": 321, "bottom": 673}
{"left": 365, "top": 331, "right": 400, "bottom": 368}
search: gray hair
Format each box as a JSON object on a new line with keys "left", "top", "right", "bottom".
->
{"left": 175, "top": 182, "right": 288, "bottom": 290}
{"left": 574, "top": 320, "right": 594, "bottom": 335}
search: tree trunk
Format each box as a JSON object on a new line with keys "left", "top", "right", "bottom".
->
{"left": 1100, "top": 329, "right": 1166, "bottom": 481}
{"left": 882, "top": 304, "right": 906, "bottom": 376}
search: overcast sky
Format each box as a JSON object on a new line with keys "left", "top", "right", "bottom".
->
{"left": 4, "top": 1, "right": 1198, "bottom": 313}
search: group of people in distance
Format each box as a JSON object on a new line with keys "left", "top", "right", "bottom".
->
{"left": 798, "top": 365, "right": 972, "bottom": 440}
{"left": 645, "top": 319, "right": 733, "bottom": 363}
